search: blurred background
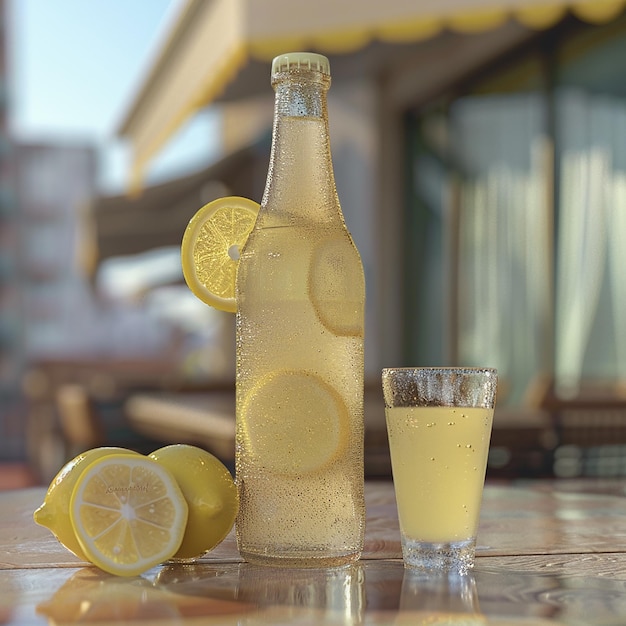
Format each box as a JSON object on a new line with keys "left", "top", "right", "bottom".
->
{"left": 1, "top": 0, "right": 626, "bottom": 488}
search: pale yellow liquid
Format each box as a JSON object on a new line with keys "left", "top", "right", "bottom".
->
{"left": 235, "top": 116, "right": 365, "bottom": 566}
{"left": 386, "top": 406, "right": 493, "bottom": 543}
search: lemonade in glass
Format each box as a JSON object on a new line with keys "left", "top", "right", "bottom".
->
{"left": 382, "top": 367, "right": 497, "bottom": 573}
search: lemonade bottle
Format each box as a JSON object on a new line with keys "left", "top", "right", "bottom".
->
{"left": 235, "top": 52, "right": 366, "bottom": 567}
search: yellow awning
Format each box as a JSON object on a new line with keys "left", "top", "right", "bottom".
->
{"left": 118, "top": 0, "right": 626, "bottom": 190}
{"left": 91, "top": 139, "right": 264, "bottom": 262}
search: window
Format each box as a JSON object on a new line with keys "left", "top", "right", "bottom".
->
{"left": 406, "top": 15, "right": 626, "bottom": 406}
{"left": 554, "top": 18, "right": 626, "bottom": 396}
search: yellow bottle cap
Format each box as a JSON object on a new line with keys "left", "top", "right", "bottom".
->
{"left": 271, "top": 52, "right": 330, "bottom": 77}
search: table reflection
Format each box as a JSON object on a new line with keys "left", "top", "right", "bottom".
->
{"left": 397, "top": 570, "right": 484, "bottom": 623}
{"left": 28, "top": 559, "right": 626, "bottom": 625}
{"left": 35, "top": 567, "right": 250, "bottom": 624}
{"left": 157, "top": 562, "right": 367, "bottom": 624}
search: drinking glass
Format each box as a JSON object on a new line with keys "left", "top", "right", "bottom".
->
{"left": 382, "top": 367, "right": 497, "bottom": 573}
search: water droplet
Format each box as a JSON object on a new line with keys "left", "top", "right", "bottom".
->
{"left": 430, "top": 457, "right": 435, "bottom": 461}
{"left": 466, "top": 444, "right": 473, "bottom": 449}
{"left": 427, "top": 423, "right": 435, "bottom": 428}
{"left": 448, "top": 422, "right": 455, "bottom": 426}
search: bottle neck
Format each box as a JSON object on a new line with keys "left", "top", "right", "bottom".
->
{"left": 274, "top": 75, "right": 327, "bottom": 118}
{"left": 259, "top": 71, "right": 340, "bottom": 226}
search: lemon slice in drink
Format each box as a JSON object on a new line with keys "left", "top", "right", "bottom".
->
{"left": 308, "top": 237, "right": 364, "bottom": 337}
{"left": 181, "top": 196, "right": 259, "bottom": 313}
{"left": 241, "top": 371, "right": 348, "bottom": 475}
{"left": 69, "top": 454, "right": 188, "bottom": 577}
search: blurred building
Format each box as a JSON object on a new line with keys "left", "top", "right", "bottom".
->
{"left": 14, "top": 143, "right": 98, "bottom": 359}
{"left": 0, "top": 0, "right": 22, "bottom": 459}
{"left": 110, "top": 0, "right": 626, "bottom": 412}
{"left": 0, "top": 143, "right": 96, "bottom": 461}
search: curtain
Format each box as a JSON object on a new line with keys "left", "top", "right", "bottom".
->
{"left": 452, "top": 94, "right": 551, "bottom": 405}
{"left": 555, "top": 90, "right": 626, "bottom": 395}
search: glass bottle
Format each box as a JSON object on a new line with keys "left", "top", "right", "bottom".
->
{"left": 235, "top": 52, "right": 366, "bottom": 567}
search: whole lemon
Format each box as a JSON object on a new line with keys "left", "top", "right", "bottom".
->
{"left": 33, "top": 447, "right": 140, "bottom": 559}
{"left": 149, "top": 444, "right": 238, "bottom": 560}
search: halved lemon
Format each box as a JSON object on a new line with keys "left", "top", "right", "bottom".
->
{"left": 240, "top": 370, "right": 349, "bottom": 475}
{"left": 69, "top": 454, "right": 188, "bottom": 577}
{"left": 181, "top": 196, "right": 259, "bottom": 313}
{"left": 33, "top": 447, "right": 141, "bottom": 560}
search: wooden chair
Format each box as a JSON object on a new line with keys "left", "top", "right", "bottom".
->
{"left": 55, "top": 384, "right": 105, "bottom": 457}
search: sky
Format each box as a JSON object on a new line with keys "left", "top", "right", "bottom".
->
{"left": 8, "top": 0, "right": 219, "bottom": 193}
{"left": 6, "top": 0, "right": 224, "bottom": 317}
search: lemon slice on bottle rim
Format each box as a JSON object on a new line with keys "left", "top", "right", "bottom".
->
{"left": 69, "top": 454, "right": 188, "bottom": 577}
{"left": 181, "top": 196, "right": 259, "bottom": 313}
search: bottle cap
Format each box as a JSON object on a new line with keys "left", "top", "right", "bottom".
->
{"left": 271, "top": 52, "right": 330, "bottom": 77}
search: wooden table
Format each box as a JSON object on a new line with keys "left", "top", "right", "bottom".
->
{"left": 3, "top": 480, "right": 626, "bottom": 624}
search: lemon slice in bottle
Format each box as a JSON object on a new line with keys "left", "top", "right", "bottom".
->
{"left": 308, "top": 237, "right": 365, "bottom": 337}
{"left": 69, "top": 454, "right": 188, "bottom": 577}
{"left": 181, "top": 196, "right": 259, "bottom": 313}
{"left": 241, "top": 370, "right": 349, "bottom": 476}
